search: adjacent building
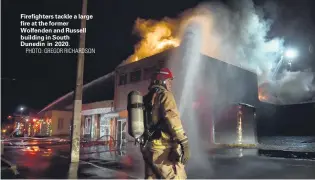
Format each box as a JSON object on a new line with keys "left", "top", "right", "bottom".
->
{"left": 11, "top": 109, "right": 40, "bottom": 137}
{"left": 39, "top": 110, "right": 71, "bottom": 137}
{"left": 38, "top": 72, "right": 115, "bottom": 138}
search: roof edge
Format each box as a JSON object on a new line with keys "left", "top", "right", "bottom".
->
{"left": 38, "top": 71, "right": 115, "bottom": 114}
{"left": 116, "top": 48, "right": 258, "bottom": 75}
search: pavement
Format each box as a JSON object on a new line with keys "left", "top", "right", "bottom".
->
{"left": 258, "top": 136, "right": 315, "bottom": 152}
{"left": 2, "top": 136, "right": 315, "bottom": 179}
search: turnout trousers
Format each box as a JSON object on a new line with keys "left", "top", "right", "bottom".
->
{"left": 142, "top": 146, "right": 187, "bottom": 179}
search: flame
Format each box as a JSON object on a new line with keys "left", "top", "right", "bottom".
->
{"left": 258, "top": 84, "right": 269, "bottom": 101}
{"left": 126, "top": 18, "right": 180, "bottom": 63}
{"left": 259, "top": 94, "right": 268, "bottom": 101}
{"left": 125, "top": 7, "right": 216, "bottom": 65}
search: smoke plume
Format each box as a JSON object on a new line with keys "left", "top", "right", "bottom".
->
{"left": 126, "top": 0, "right": 315, "bottom": 104}
{"left": 177, "top": 0, "right": 282, "bottom": 80}
{"left": 176, "top": 0, "right": 315, "bottom": 104}
{"left": 266, "top": 70, "right": 315, "bottom": 104}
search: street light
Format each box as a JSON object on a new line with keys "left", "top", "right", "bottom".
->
{"left": 17, "top": 106, "right": 26, "bottom": 137}
{"left": 284, "top": 48, "right": 298, "bottom": 59}
{"left": 19, "top": 106, "right": 25, "bottom": 118}
{"left": 284, "top": 48, "right": 298, "bottom": 68}
{"left": 272, "top": 48, "right": 299, "bottom": 79}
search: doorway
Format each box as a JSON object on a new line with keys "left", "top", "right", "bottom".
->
{"left": 116, "top": 119, "right": 127, "bottom": 149}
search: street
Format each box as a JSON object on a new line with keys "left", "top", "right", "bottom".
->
{"left": 2, "top": 142, "right": 133, "bottom": 179}
{"left": 2, "top": 137, "right": 315, "bottom": 179}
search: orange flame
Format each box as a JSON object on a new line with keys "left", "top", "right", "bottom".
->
{"left": 258, "top": 85, "right": 269, "bottom": 101}
{"left": 126, "top": 18, "right": 180, "bottom": 63}
{"left": 124, "top": 6, "right": 217, "bottom": 65}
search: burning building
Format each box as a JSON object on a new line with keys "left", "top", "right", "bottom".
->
{"left": 114, "top": 46, "right": 259, "bottom": 145}
{"left": 114, "top": 14, "right": 260, "bottom": 145}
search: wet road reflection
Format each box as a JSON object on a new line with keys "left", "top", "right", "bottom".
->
{"left": 2, "top": 138, "right": 315, "bottom": 179}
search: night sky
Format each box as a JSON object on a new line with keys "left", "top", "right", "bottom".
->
{"left": 2, "top": 0, "right": 315, "bottom": 122}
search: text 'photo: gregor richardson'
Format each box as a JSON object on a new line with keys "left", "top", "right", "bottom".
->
{"left": 19, "top": 13, "right": 95, "bottom": 54}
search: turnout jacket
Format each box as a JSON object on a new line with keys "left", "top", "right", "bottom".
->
{"left": 148, "top": 85, "right": 188, "bottom": 149}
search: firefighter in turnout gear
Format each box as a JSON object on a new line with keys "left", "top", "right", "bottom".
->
{"left": 141, "top": 67, "right": 190, "bottom": 179}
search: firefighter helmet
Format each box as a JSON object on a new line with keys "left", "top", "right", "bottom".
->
{"left": 152, "top": 68, "right": 174, "bottom": 81}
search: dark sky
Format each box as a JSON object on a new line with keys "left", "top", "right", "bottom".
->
{"left": 1, "top": 0, "right": 315, "bottom": 121}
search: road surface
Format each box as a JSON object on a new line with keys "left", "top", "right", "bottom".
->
{"left": 2, "top": 137, "right": 315, "bottom": 179}
{"left": 2, "top": 143, "right": 133, "bottom": 179}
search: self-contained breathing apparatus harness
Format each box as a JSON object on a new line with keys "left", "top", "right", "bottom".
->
{"left": 132, "top": 86, "right": 165, "bottom": 179}
{"left": 137, "top": 86, "right": 164, "bottom": 149}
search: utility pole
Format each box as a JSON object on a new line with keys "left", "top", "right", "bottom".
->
{"left": 70, "top": 0, "right": 88, "bottom": 163}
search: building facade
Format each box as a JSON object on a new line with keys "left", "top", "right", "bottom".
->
{"left": 114, "top": 50, "right": 170, "bottom": 141}
{"left": 77, "top": 99, "right": 132, "bottom": 144}
{"left": 40, "top": 110, "right": 72, "bottom": 136}
{"left": 113, "top": 48, "right": 260, "bottom": 146}
{"left": 114, "top": 52, "right": 168, "bottom": 111}
{"left": 80, "top": 101, "right": 128, "bottom": 144}
{"left": 11, "top": 110, "right": 69, "bottom": 137}
{"left": 80, "top": 100, "right": 115, "bottom": 140}
{"left": 37, "top": 48, "right": 260, "bottom": 146}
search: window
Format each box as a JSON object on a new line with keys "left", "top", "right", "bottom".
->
{"left": 143, "top": 66, "right": 157, "bottom": 80}
{"left": 58, "top": 118, "right": 64, "bottom": 130}
{"left": 119, "top": 73, "right": 127, "bottom": 85}
{"left": 130, "top": 69, "right": 142, "bottom": 82}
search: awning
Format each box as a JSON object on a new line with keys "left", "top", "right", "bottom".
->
{"left": 100, "top": 112, "right": 119, "bottom": 118}
{"left": 82, "top": 108, "right": 128, "bottom": 119}
{"left": 81, "top": 107, "right": 113, "bottom": 116}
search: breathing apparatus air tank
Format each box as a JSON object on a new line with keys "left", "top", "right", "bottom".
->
{"left": 127, "top": 91, "right": 145, "bottom": 140}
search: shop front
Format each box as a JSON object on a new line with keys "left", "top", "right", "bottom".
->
{"left": 23, "top": 118, "right": 52, "bottom": 137}
{"left": 116, "top": 109, "right": 129, "bottom": 144}
{"left": 34, "top": 118, "right": 52, "bottom": 137}
{"left": 82, "top": 107, "right": 118, "bottom": 141}
{"left": 99, "top": 112, "right": 119, "bottom": 141}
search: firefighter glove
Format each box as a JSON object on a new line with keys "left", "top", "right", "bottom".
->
{"left": 180, "top": 140, "right": 190, "bottom": 165}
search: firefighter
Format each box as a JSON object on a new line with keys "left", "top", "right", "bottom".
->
{"left": 142, "top": 67, "right": 190, "bottom": 179}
